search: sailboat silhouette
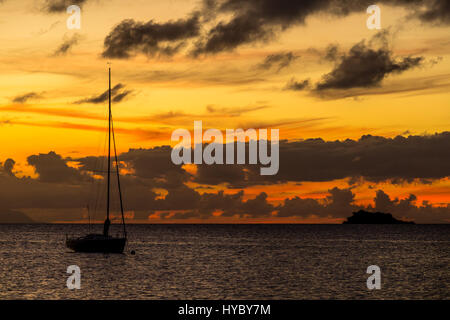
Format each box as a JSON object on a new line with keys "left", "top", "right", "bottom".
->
{"left": 66, "top": 67, "right": 127, "bottom": 253}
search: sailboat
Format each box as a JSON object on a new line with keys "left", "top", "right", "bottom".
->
{"left": 66, "top": 67, "right": 127, "bottom": 253}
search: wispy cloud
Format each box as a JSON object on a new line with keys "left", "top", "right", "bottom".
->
{"left": 11, "top": 92, "right": 43, "bottom": 104}
{"left": 284, "top": 78, "right": 310, "bottom": 91}
{"left": 73, "top": 83, "right": 133, "bottom": 104}
{"left": 257, "top": 52, "right": 299, "bottom": 72}
{"left": 0, "top": 105, "right": 105, "bottom": 121}
{"left": 53, "top": 34, "right": 81, "bottom": 56}
{"left": 4, "top": 119, "right": 169, "bottom": 141}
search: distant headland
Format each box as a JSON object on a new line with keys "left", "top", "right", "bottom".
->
{"left": 343, "top": 210, "right": 415, "bottom": 224}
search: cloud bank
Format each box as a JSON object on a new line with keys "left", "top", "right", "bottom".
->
{"left": 102, "top": 0, "right": 450, "bottom": 59}
{"left": 0, "top": 132, "right": 449, "bottom": 223}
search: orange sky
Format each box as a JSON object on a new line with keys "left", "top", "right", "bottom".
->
{"left": 0, "top": 0, "right": 449, "bottom": 223}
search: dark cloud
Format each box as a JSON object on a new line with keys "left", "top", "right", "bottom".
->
{"left": 274, "top": 132, "right": 450, "bottom": 184}
{"left": 69, "top": 147, "right": 191, "bottom": 213}
{"left": 257, "top": 52, "right": 299, "bottom": 71}
{"left": 285, "top": 30, "right": 439, "bottom": 98}
{"left": 415, "top": 0, "right": 450, "bottom": 25}
{"left": 195, "top": 190, "right": 245, "bottom": 217}
{"left": 191, "top": 0, "right": 450, "bottom": 55}
{"left": 5, "top": 132, "right": 450, "bottom": 198}
{"left": 12, "top": 92, "right": 42, "bottom": 104}
{"left": 112, "top": 90, "right": 132, "bottom": 103}
{"left": 371, "top": 189, "right": 450, "bottom": 223}
{"left": 0, "top": 172, "right": 92, "bottom": 214}
{"left": 191, "top": 132, "right": 450, "bottom": 186}
{"left": 277, "top": 187, "right": 357, "bottom": 218}
{"left": 315, "top": 39, "right": 424, "bottom": 91}
{"left": 53, "top": 34, "right": 80, "bottom": 56}
{"left": 310, "top": 72, "right": 450, "bottom": 99}
{"left": 238, "top": 192, "right": 274, "bottom": 217}
{"left": 102, "top": 15, "right": 201, "bottom": 59}
{"left": 284, "top": 78, "right": 310, "bottom": 91}
{"left": 3, "top": 158, "right": 15, "bottom": 176}
{"left": 116, "top": 146, "right": 189, "bottom": 188}
{"left": 323, "top": 44, "right": 339, "bottom": 62}
{"left": 277, "top": 195, "right": 326, "bottom": 218}
{"left": 27, "top": 151, "right": 90, "bottom": 184}
{"left": 191, "top": 15, "right": 272, "bottom": 56}
{"left": 195, "top": 163, "right": 247, "bottom": 187}
{"left": 157, "top": 189, "right": 274, "bottom": 219}
{"left": 191, "top": 0, "right": 343, "bottom": 55}
{"left": 100, "top": 1, "right": 450, "bottom": 59}
{"left": 74, "top": 83, "right": 133, "bottom": 104}
{"left": 276, "top": 187, "right": 450, "bottom": 223}
{"left": 155, "top": 184, "right": 450, "bottom": 223}
{"left": 43, "top": 0, "right": 88, "bottom": 13}
{"left": 0, "top": 138, "right": 448, "bottom": 222}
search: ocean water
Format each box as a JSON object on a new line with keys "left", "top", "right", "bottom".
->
{"left": 0, "top": 224, "right": 448, "bottom": 299}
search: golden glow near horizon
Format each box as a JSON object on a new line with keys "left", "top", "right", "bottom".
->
{"left": 0, "top": 0, "right": 449, "bottom": 223}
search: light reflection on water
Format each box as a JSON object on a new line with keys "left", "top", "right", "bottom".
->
{"left": 0, "top": 224, "right": 448, "bottom": 299}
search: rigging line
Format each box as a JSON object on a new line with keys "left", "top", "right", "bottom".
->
{"left": 111, "top": 109, "right": 127, "bottom": 238}
{"left": 92, "top": 118, "right": 108, "bottom": 227}
{"left": 84, "top": 123, "right": 106, "bottom": 231}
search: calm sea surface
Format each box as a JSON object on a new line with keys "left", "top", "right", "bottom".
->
{"left": 0, "top": 224, "right": 448, "bottom": 299}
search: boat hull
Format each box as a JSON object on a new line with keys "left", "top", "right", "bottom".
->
{"left": 66, "top": 235, "right": 126, "bottom": 253}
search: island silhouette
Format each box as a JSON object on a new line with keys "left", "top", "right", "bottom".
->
{"left": 343, "top": 210, "right": 415, "bottom": 224}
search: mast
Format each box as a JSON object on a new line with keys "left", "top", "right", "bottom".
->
{"left": 103, "top": 66, "right": 111, "bottom": 237}
{"left": 102, "top": 65, "right": 126, "bottom": 239}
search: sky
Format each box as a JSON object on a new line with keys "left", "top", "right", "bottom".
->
{"left": 0, "top": 0, "right": 449, "bottom": 223}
